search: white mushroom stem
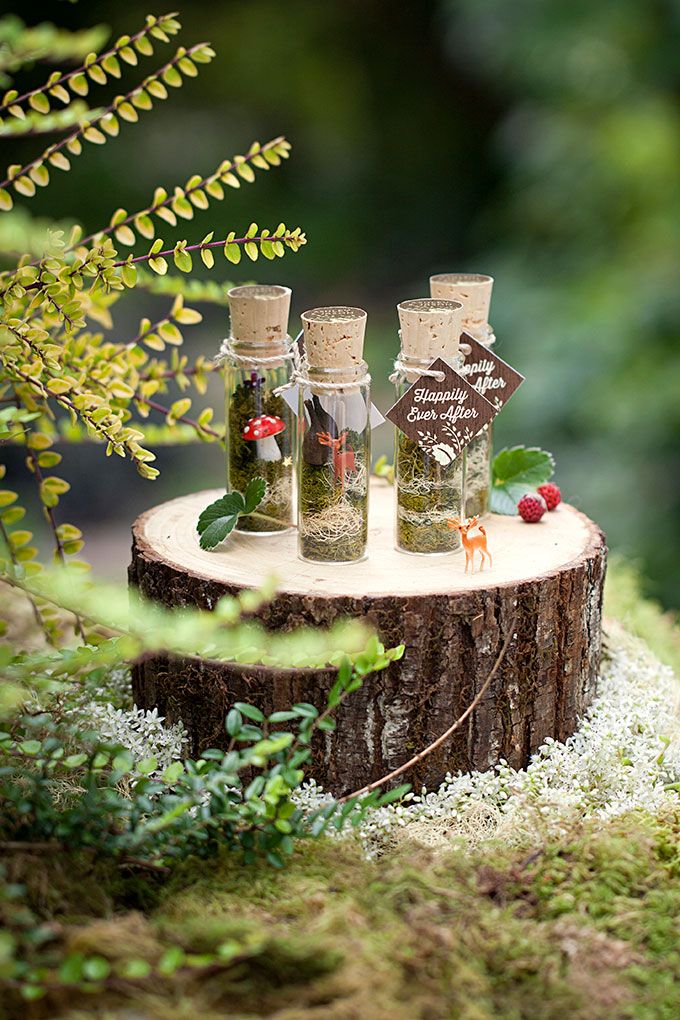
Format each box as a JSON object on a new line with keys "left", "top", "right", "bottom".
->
{"left": 255, "top": 436, "right": 282, "bottom": 462}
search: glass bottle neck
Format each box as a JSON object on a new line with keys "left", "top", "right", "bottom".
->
{"left": 305, "top": 360, "right": 369, "bottom": 387}
{"left": 228, "top": 334, "right": 292, "bottom": 364}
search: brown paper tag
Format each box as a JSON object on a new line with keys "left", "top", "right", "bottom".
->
{"left": 461, "top": 331, "right": 524, "bottom": 412}
{"left": 385, "top": 357, "right": 496, "bottom": 462}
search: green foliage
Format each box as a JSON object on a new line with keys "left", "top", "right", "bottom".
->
{"left": 197, "top": 478, "right": 267, "bottom": 549}
{"left": 0, "top": 9, "right": 306, "bottom": 645}
{"left": 490, "top": 445, "right": 555, "bottom": 515}
{"left": 0, "top": 634, "right": 405, "bottom": 1003}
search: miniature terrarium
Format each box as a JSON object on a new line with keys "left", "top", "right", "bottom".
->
{"left": 393, "top": 298, "right": 465, "bottom": 555}
{"left": 430, "top": 273, "right": 494, "bottom": 518}
{"left": 224, "top": 285, "right": 294, "bottom": 533}
{"left": 297, "top": 307, "right": 370, "bottom": 563}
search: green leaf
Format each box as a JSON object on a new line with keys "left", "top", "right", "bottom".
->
{"left": 173, "top": 247, "right": 193, "bottom": 272}
{"left": 119, "top": 958, "right": 152, "bottom": 979}
{"left": 83, "top": 956, "right": 111, "bottom": 981}
{"left": 234, "top": 702, "right": 265, "bottom": 722}
{"left": 490, "top": 446, "right": 555, "bottom": 515}
{"left": 224, "top": 242, "right": 241, "bottom": 264}
{"left": 244, "top": 476, "right": 266, "bottom": 514}
{"left": 196, "top": 491, "right": 245, "bottom": 550}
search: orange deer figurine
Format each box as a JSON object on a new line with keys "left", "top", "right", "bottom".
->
{"left": 316, "top": 430, "right": 356, "bottom": 484}
{"left": 447, "top": 515, "right": 492, "bottom": 573}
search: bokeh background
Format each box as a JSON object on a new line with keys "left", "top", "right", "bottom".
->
{"left": 4, "top": 0, "right": 680, "bottom": 608}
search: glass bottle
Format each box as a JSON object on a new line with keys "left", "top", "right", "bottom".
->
{"left": 430, "top": 274, "right": 495, "bottom": 518}
{"left": 393, "top": 298, "right": 465, "bottom": 555}
{"left": 224, "top": 285, "right": 294, "bottom": 534}
{"left": 297, "top": 307, "right": 370, "bottom": 563}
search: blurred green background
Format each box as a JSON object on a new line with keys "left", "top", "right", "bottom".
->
{"left": 4, "top": 0, "right": 680, "bottom": 608}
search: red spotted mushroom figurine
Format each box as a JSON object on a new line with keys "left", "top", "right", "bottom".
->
{"left": 242, "top": 415, "right": 286, "bottom": 462}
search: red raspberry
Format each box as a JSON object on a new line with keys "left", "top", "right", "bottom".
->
{"left": 517, "top": 492, "right": 547, "bottom": 523}
{"left": 537, "top": 483, "right": 561, "bottom": 510}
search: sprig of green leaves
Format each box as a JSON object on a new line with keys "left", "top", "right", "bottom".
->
{"left": 490, "top": 446, "right": 555, "bottom": 515}
{"left": 196, "top": 478, "right": 267, "bottom": 549}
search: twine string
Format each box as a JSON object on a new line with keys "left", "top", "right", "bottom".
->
{"left": 273, "top": 332, "right": 371, "bottom": 395}
{"left": 213, "top": 336, "right": 295, "bottom": 369}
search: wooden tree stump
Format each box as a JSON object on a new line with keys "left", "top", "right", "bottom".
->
{"left": 129, "top": 481, "right": 606, "bottom": 796}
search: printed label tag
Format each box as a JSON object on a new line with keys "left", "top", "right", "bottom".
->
{"left": 385, "top": 357, "right": 496, "bottom": 463}
{"left": 460, "top": 331, "right": 524, "bottom": 412}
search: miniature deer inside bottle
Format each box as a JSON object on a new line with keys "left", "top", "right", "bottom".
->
{"left": 447, "top": 515, "right": 492, "bottom": 573}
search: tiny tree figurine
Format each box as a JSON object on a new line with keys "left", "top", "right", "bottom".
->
{"left": 223, "top": 285, "right": 294, "bottom": 534}
{"left": 447, "top": 515, "right": 492, "bottom": 573}
{"left": 430, "top": 274, "right": 495, "bottom": 518}
{"left": 298, "top": 307, "right": 370, "bottom": 563}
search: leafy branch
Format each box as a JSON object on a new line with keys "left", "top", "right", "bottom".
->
{"left": 121, "top": 223, "right": 307, "bottom": 276}
{"left": 77, "top": 136, "right": 291, "bottom": 251}
{"left": 0, "top": 12, "right": 182, "bottom": 119}
{"left": 0, "top": 40, "right": 215, "bottom": 207}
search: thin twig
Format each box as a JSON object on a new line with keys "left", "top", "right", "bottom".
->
{"left": 338, "top": 622, "right": 517, "bottom": 803}
{"left": 138, "top": 395, "right": 223, "bottom": 440}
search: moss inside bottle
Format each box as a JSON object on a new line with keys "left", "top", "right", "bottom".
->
{"left": 392, "top": 298, "right": 466, "bottom": 555}
{"left": 225, "top": 285, "right": 294, "bottom": 534}
{"left": 297, "top": 307, "right": 370, "bottom": 563}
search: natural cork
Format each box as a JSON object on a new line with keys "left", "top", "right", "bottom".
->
{"left": 430, "top": 274, "right": 493, "bottom": 339}
{"left": 301, "top": 306, "right": 367, "bottom": 371}
{"left": 397, "top": 297, "right": 463, "bottom": 364}
{"left": 228, "top": 284, "right": 291, "bottom": 345}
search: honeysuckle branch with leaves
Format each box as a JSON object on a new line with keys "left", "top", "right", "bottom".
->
{"left": 0, "top": 9, "right": 308, "bottom": 646}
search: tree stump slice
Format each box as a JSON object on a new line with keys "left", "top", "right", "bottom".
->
{"left": 129, "top": 481, "right": 606, "bottom": 796}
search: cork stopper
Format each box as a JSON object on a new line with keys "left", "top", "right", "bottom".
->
{"left": 228, "top": 284, "right": 291, "bottom": 344}
{"left": 429, "top": 273, "right": 493, "bottom": 338}
{"left": 397, "top": 298, "right": 463, "bottom": 363}
{"left": 301, "top": 306, "right": 367, "bottom": 370}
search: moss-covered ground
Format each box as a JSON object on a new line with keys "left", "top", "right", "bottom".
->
{"left": 3, "top": 563, "right": 678, "bottom": 1020}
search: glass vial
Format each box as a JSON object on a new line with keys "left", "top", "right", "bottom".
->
{"left": 297, "top": 307, "right": 370, "bottom": 563}
{"left": 394, "top": 298, "right": 465, "bottom": 555}
{"left": 430, "top": 274, "right": 495, "bottom": 518}
{"left": 225, "top": 285, "right": 294, "bottom": 534}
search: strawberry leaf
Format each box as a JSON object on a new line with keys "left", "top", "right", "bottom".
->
{"left": 244, "top": 477, "right": 266, "bottom": 514}
{"left": 490, "top": 446, "right": 555, "bottom": 515}
{"left": 196, "top": 479, "right": 266, "bottom": 550}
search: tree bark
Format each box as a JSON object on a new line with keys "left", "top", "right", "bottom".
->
{"left": 129, "top": 483, "right": 606, "bottom": 796}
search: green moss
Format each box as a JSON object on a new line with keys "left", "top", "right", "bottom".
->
{"left": 299, "top": 428, "right": 368, "bottom": 562}
{"left": 464, "top": 426, "right": 492, "bottom": 519}
{"left": 227, "top": 379, "right": 293, "bottom": 533}
{"left": 6, "top": 812, "right": 680, "bottom": 1018}
{"left": 395, "top": 432, "right": 463, "bottom": 554}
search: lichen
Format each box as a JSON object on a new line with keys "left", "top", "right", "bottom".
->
{"left": 395, "top": 432, "right": 463, "bottom": 554}
{"left": 464, "top": 425, "right": 492, "bottom": 518}
{"left": 226, "top": 377, "right": 293, "bottom": 533}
